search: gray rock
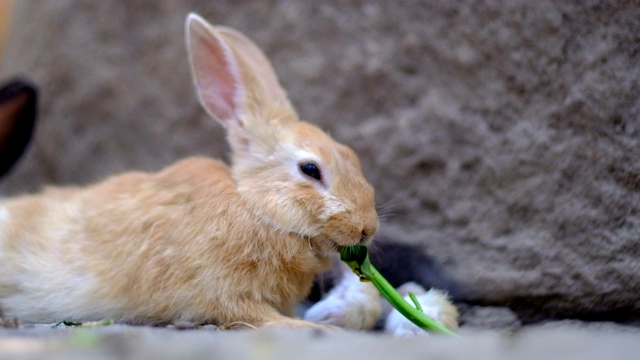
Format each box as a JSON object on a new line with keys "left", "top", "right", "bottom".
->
{"left": 459, "top": 306, "right": 521, "bottom": 331}
{"left": 1, "top": 1, "right": 639, "bottom": 321}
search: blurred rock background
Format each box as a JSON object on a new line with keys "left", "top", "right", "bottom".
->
{"left": 0, "top": 0, "right": 638, "bottom": 326}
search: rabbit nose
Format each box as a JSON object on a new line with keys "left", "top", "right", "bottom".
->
{"left": 359, "top": 227, "right": 374, "bottom": 244}
{"left": 359, "top": 209, "right": 379, "bottom": 244}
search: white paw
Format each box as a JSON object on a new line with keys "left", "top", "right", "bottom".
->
{"left": 384, "top": 285, "right": 459, "bottom": 337}
{"left": 385, "top": 302, "right": 440, "bottom": 337}
{"left": 304, "top": 275, "right": 381, "bottom": 330}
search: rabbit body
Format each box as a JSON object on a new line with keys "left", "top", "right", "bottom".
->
{"left": 0, "top": 157, "right": 331, "bottom": 325}
{"left": 0, "top": 14, "right": 380, "bottom": 328}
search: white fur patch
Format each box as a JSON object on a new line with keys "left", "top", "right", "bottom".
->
{"left": 0, "top": 206, "right": 8, "bottom": 223}
{"left": 304, "top": 271, "right": 381, "bottom": 330}
{"left": 384, "top": 289, "right": 445, "bottom": 337}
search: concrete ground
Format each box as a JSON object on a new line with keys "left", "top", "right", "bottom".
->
{"left": 1, "top": 319, "right": 639, "bottom": 360}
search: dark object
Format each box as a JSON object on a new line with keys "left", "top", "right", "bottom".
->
{"left": 0, "top": 79, "right": 38, "bottom": 178}
{"left": 368, "top": 239, "right": 460, "bottom": 299}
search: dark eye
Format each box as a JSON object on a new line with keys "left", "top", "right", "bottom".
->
{"left": 299, "top": 162, "right": 322, "bottom": 182}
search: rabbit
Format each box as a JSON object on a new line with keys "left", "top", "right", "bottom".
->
{"left": 0, "top": 79, "right": 37, "bottom": 180}
{"left": 0, "top": 13, "right": 382, "bottom": 329}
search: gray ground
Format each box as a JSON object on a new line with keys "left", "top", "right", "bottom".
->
{"left": 1, "top": 320, "right": 640, "bottom": 360}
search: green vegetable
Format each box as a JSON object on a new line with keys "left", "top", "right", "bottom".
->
{"left": 340, "top": 245, "right": 458, "bottom": 336}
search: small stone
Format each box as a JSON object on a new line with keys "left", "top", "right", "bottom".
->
{"left": 172, "top": 320, "right": 196, "bottom": 330}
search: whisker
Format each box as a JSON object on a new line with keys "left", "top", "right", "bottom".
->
{"left": 327, "top": 238, "right": 340, "bottom": 253}
{"left": 377, "top": 212, "right": 401, "bottom": 220}
{"left": 368, "top": 239, "right": 382, "bottom": 252}
{"left": 376, "top": 197, "right": 402, "bottom": 217}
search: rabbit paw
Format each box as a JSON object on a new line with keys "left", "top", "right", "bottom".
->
{"left": 303, "top": 275, "right": 381, "bottom": 330}
{"left": 384, "top": 284, "right": 459, "bottom": 337}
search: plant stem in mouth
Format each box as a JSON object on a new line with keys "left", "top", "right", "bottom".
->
{"left": 339, "top": 245, "right": 458, "bottom": 336}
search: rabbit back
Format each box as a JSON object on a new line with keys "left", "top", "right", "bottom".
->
{"left": 0, "top": 157, "right": 330, "bottom": 324}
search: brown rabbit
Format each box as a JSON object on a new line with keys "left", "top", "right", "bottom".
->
{"left": 0, "top": 14, "right": 381, "bottom": 328}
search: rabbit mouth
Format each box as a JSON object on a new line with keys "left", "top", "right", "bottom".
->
{"left": 309, "top": 236, "right": 341, "bottom": 255}
{"left": 326, "top": 238, "right": 341, "bottom": 252}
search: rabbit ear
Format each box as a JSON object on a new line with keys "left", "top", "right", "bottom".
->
{"left": 186, "top": 13, "right": 240, "bottom": 125}
{"left": 214, "top": 26, "right": 295, "bottom": 115}
{"left": 0, "top": 79, "right": 37, "bottom": 178}
{"left": 186, "top": 13, "right": 294, "bottom": 129}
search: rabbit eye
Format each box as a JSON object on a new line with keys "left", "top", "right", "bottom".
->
{"left": 299, "top": 162, "right": 322, "bottom": 182}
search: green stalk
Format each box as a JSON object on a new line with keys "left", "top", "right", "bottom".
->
{"left": 408, "top": 292, "right": 423, "bottom": 313}
{"left": 340, "top": 245, "right": 458, "bottom": 336}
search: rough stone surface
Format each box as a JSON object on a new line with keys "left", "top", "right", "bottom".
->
{"left": 458, "top": 305, "right": 521, "bottom": 331}
{"left": 1, "top": 1, "right": 639, "bottom": 322}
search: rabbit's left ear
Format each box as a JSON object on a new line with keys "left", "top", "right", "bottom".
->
{"left": 0, "top": 79, "right": 37, "bottom": 178}
{"left": 186, "top": 13, "right": 295, "bottom": 130}
{"left": 215, "top": 26, "right": 296, "bottom": 116}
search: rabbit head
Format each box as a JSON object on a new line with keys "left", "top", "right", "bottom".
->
{"left": 186, "top": 14, "right": 378, "bottom": 251}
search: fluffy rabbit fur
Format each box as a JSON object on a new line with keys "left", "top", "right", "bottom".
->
{"left": 0, "top": 14, "right": 382, "bottom": 328}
